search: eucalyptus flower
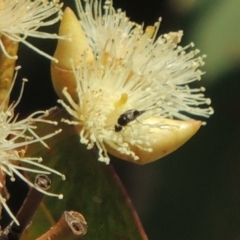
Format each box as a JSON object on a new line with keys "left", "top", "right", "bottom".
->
{"left": 51, "top": 0, "right": 213, "bottom": 164}
{"left": 0, "top": 0, "right": 65, "bottom": 62}
{"left": 0, "top": 67, "right": 65, "bottom": 225}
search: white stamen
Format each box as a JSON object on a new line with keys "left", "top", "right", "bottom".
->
{"left": 0, "top": 0, "right": 68, "bottom": 61}
{"left": 0, "top": 67, "right": 65, "bottom": 223}
{"left": 57, "top": 0, "right": 215, "bottom": 163}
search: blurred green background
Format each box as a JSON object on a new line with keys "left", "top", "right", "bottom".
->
{"left": 10, "top": 0, "right": 240, "bottom": 239}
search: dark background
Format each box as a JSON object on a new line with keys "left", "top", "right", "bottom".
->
{"left": 10, "top": 0, "right": 240, "bottom": 239}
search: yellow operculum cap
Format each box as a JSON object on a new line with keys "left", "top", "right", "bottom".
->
{"left": 51, "top": 7, "right": 94, "bottom": 102}
{"left": 106, "top": 118, "right": 201, "bottom": 165}
{"left": 0, "top": 35, "right": 19, "bottom": 108}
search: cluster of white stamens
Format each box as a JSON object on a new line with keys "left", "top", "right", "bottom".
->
{"left": 0, "top": 0, "right": 66, "bottom": 62}
{"left": 59, "top": 0, "right": 213, "bottom": 164}
{"left": 0, "top": 67, "right": 65, "bottom": 225}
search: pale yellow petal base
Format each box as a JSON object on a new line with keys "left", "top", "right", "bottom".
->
{"left": 105, "top": 118, "right": 202, "bottom": 165}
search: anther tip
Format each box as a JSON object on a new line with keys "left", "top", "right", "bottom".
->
{"left": 58, "top": 194, "right": 64, "bottom": 199}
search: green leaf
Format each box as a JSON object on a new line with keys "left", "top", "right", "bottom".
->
{"left": 22, "top": 107, "right": 148, "bottom": 240}
{"left": 191, "top": 0, "right": 240, "bottom": 83}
